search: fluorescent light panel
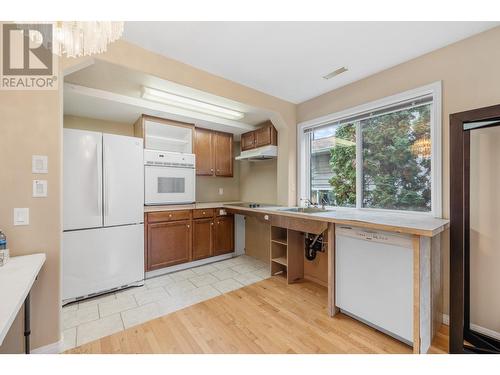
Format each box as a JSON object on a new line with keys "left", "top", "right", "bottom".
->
{"left": 323, "top": 66, "right": 348, "bottom": 80}
{"left": 142, "top": 87, "right": 245, "bottom": 120}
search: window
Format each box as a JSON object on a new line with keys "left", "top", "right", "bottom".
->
{"left": 299, "top": 83, "right": 441, "bottom": 215}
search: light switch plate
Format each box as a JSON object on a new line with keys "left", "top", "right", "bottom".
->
{"left": 32, "top": 155, "right": 48, "bottom": 174}
{"left": 14, "top": 208, "right": 29, "bottom": 226}
{"left": 218, "top": 187, "right": 224, "bottom": 196}
{"left": 33, "top": 180, "right": 48, "bottom": 197}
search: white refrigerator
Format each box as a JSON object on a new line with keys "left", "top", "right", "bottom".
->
{"left": 63, "top": 128, "right": 145, "bottom": 302}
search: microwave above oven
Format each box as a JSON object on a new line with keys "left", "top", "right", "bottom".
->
{"left": 144, "top": 149, "right": 196, "bottom": 205}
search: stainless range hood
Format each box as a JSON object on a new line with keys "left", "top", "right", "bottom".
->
{"left": 235, "top": 145, "right": 278, "bottom": 161}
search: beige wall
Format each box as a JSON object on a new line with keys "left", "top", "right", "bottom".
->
{"left": 64, "top": 115, "right": 134, "bottom": 136}
{"left": 0, "top": 89, "right": 61, "bottom": 353}
{"left": 297, "top": 26, "right": 500, "bottom": 320}
{"left": 239, "top": 159, "right": 278, "bottom": 204}
{"left": 470, "top": 127, "right": 500, "bottom": 333}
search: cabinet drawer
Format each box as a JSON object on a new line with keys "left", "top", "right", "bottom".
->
{"left": 193, "top": 208, "right": 214, "bottom": 219}
{"left": 147, "top": 210, "right": 191, "bottom": 223}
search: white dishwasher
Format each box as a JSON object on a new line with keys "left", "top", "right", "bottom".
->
{"left": 335, "top": 225, "right": 413, "bottom": 344}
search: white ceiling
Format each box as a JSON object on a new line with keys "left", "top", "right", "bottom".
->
{"left": 123, "top": 21, "right": 499, "bottom": 103}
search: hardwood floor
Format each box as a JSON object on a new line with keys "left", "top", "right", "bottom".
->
{"left": 66, "top": 276, "right": 448, "bottom": 354}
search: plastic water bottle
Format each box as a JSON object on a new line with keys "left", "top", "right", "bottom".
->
{"left": 0, "top": 230, "right": 6, "bottom": 250}
{"left": 0, "top": 230, "right": 8, "bottom": 266}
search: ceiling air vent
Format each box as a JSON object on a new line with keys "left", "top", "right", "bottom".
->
{"left": 323, "top": 66, "right": 348, "bottom": 80}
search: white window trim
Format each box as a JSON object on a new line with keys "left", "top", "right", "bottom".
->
{"left": 297, "top": 81, "right": 442, "bottom": 217}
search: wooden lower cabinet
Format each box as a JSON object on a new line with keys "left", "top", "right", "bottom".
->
{"left": 192, "top": 218, "right": 214, "bottom": 260}
{"left": 214, "top": 215, "right": 234, "bottom": 256}
{"left": 145, "top": 210, "right": 234, "bottom": 272}
{"left": 147, "top": 219, "right": 192, "bottom": 271}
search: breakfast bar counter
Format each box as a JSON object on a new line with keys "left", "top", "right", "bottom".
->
{"left": 223, "top": 204, "right": 449, "bottom": 237}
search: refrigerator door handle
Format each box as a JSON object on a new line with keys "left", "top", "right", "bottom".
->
{"left": 96, "top": 144, "right": 102, "bottom": 215}
{"left": 104, "top": 145, "right": 110, "bottom": 217}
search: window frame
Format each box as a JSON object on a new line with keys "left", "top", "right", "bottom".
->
{"left": 297, "top": 81, "right": 442, "bottom": 217}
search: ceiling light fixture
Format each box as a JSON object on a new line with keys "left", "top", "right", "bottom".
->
{"left": 323, "top": 66, "right": 348, "bottom": 80}
{"left": 141, "top": 87, "right": 245, "bottom": 120}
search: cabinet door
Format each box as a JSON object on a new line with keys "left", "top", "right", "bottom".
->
{"left": 192, "top": 218, "right": 213, "bottom": 260}
{"left": 214, "top": 215, "right": 234, "bottom": 256}
{"left": 241, "top": 131, "right": 255, "bottom": 151}
{"left": 194, "top": 128, "right": 214, "bottom": 176}
{"left": 147, "top": 220, "right": 191, "bottom": 271}
{"left": 255, "top": 123, "right": 277, "bottom": 148}
{"left": 215, "top": 132, "right": 233, "bottom": 177}
{"left": 254, "top": 126, "right": 271, "bottom": 148}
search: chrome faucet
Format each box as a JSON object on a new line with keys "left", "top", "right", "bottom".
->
{"left": 300, "top": 198, "right": 318, "bottom": 208}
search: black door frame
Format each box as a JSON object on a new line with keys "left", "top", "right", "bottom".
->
{"left": 449, "top": 104, "right": 500, "bottom": 354}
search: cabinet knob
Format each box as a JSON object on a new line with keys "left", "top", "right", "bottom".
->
{"left": 210, "top": 168, "right": 214, "bottom": 172}
{"left": 169, "top": 214, "right": 172, "bottom": 217}
{"left": 211, "top": 222, "right": 214, "bottom": 226}
{"left": 202, "top": 211, "right": 206, "bottom": 214}
{"left": 187, "top": 224, "right": 190, "bottom": 228}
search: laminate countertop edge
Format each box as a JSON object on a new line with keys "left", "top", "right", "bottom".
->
{"left": 144, "top": 201, "right": 243, "bottom": 213}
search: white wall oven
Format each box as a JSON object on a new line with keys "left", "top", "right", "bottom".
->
{"left": 144, "top": 149, "right": 196, "bottom": 205}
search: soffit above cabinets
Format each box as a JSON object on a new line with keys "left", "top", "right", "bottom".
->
{"left": 64, "top": 60, "right": 273, "bottom": 138}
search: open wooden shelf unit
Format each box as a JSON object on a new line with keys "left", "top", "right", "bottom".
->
{"left": 270, "top": 226, "right": 304, "bottom": 284}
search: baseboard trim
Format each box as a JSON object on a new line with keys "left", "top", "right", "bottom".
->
{"left": 442, "top": 314, "right": 500, "bottom": 341}
{"left": 145, "top": 253, "right": 234, "bottom": 279}
{"left": 303, "top": 275, "right": 328, "bottom": 288}
{"left": 31, "top": 339, "right": 63, "bottom": 354}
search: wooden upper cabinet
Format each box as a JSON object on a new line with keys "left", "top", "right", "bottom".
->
{"left": 214, "top": 215, "right": 234, "bottom": 256}
{"left": 215, "top": 132, "right": 233, "bottom": 177}
{"left": 255, "top": 122, "right": 278, "bottom": 148}
{"left": 194, "top": 128, "right": 233, "bottom": 177}
{"left": 240, "top": 121, "right": 277, "bottom": 151}
{"left": 147, "top": 219, "right": 192, "bottom": 271}
{"left": 241, "top": 131, "right": 256, "bottom": 151}
{"left": 194, "top": 128, "right": 214, "bottom": 176}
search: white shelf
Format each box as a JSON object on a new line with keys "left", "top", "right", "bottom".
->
{"left": 145, "top": 135, "right": 190, "bottom": 144}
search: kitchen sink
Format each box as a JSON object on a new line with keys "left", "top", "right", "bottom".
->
{"left": 279, "top": 207, "right": 334, "bottom": 214}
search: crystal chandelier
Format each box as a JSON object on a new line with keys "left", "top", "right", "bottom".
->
{"left": 52, "top": 21, "right": 124, "bottom": 58}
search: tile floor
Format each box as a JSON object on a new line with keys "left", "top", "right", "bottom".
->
{"left": 62, "top": 255, "right": 270, "bottom": 351}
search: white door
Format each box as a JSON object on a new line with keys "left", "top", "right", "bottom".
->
{"left": 62, "top": 224, "right": 144, "bottom": 301}
{"left": 103, "top": 134, "right": 144, "bottom": 226}
{"left": 63, "top": 129, "right": 103, "bottom": 231}
{"left": 144, "top": 165, "right": 196, "bottom": 205}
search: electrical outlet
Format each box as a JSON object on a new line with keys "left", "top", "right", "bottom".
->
{"left": 218, "top": 187, "right": 224, "bottom": 196}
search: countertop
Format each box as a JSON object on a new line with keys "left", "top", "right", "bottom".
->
{"left": 144, "top": 201, "right": 449, "bottom": 236}
{"left": 144, "top": 201, "right": 242, "bottom": 213}
{"left": 223, "top": 204, "right": 449, "bottom": 237}
{"left": 0, "top": 253, "right": 46, "bottom": 345}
